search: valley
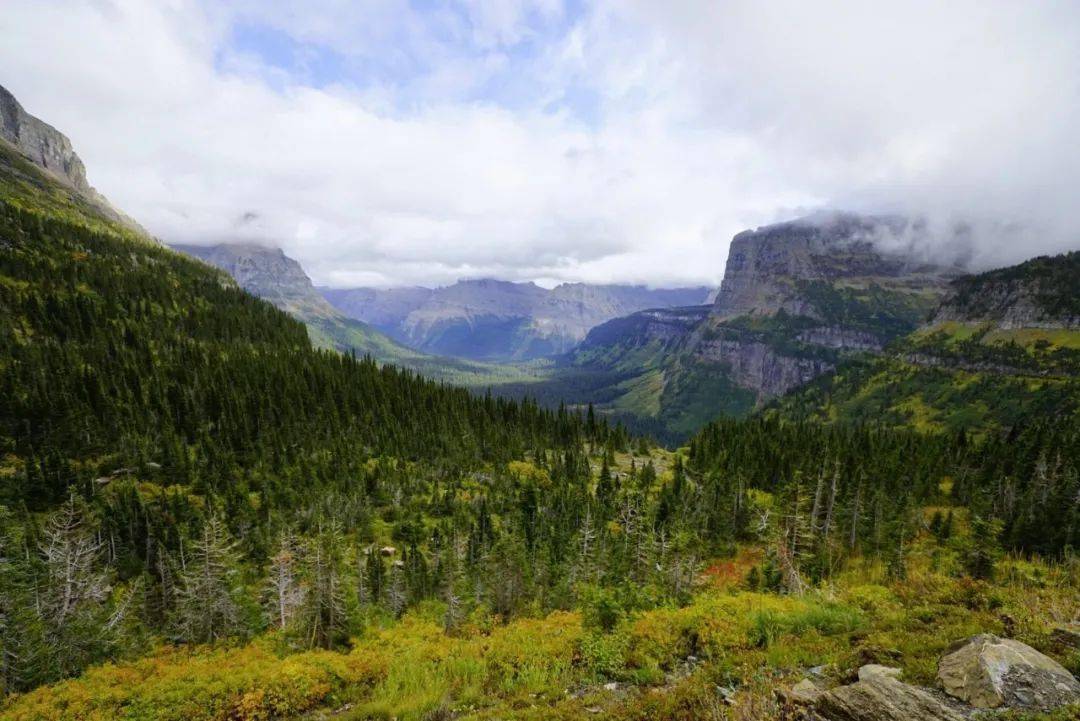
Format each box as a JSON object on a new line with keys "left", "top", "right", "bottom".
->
{"left": 1, "top": 50, "right": 1079, "bottom": 721}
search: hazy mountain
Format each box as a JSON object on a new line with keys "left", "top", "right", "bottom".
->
{"left": 319, "top": 286, "right": 435, "bottom": 340}
{"left": 546, "top": 213, "right": 961, "bottom": 436}
{"left": 321, "top": 279, "right": 713, "bottom": 362}
{"left": 170, "top": 243, "right": 539, "bottom": 386}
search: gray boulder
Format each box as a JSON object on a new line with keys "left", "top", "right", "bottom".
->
{"left": 937, "top": 634, "right": 1080, "bottom": 710}
{"left": 858, "top": 665, "right": 903, "bottom": 682}
{"left": 815, "top": 672, "right": 964, "bottom": 721}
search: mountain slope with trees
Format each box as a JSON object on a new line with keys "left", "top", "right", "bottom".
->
{"left": 773, "top": 250, "right": 1080, "bottom": 433}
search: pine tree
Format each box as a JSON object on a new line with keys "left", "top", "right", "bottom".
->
{"left": 298, "top": 522, "right": 350, "bottom": 649}
{"left": 964, "top": 515, "right": 1003, "bottom": 581}
{"left": 174, "top": 514, "right": 245, "bottom": 643}
{"left": 264, "top": 531, "right": 304, "bottom": 631}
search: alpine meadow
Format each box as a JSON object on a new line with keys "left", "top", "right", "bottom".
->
{"left": 1, "top": 3, "right": 1079, "bottom": 721}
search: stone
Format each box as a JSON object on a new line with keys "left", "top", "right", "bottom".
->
{"left": 786, "top": 679, "right": 823, "bottom": 705}
{"left": 1051, "top": 624, "right": 1080, "bottom": 651}
{"left": 815, "top": 675, "right": 964, "bottom": 721}
{"left": 858, "top": 665, "right": 903, "bottom": 682}
{"left": 936, "top": 634, "right": 1080, "bottom": 710}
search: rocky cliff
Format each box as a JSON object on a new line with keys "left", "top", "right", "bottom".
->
{"left": 0, "top": 84, "right": 90, "bottom": 192}
{"left": 562, "top": 212, "right": 962, "bottom": 436}
{"left": 0, "top": 83, "right": 138, "bottom": 230}
{"left": 174, "top": 243, "right": 336, "bottom": 319}
{"left": 931, "top": 251, "right": 1080, "bottom": 329}
{"left": 713, "top": 212, "right": 956, "bottom": 320}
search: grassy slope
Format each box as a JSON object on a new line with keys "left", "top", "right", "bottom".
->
{"left": 772, "top": 321, "right": 1080, "bottom": 434}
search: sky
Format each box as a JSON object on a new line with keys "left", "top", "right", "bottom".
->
{"left": 2, "top": 0, "right": 1078, "bottom": 288}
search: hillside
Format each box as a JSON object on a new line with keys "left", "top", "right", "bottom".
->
{"left": 172, "top": 243, "right": 545, "bottom": 387}
{"left": 0, "top": 98, "right": 627, "bottom": 691}
{"left": 774, "top": 251, "right": 1080, "bottom": 433}
{"left": 321, "top": 279, "right": 713, "bottom": 362}
{"left": 532, "top": 214, "right": 958, "bottom": 438}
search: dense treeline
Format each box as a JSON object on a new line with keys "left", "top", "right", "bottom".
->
{"left": 687, "top": 417, "right": 1080, "bottom": 585}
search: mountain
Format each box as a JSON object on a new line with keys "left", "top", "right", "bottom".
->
{"left": 0, "top": 83, "right": 145, "bottom": 234}
{"left": 5, "top": 78, "right": 1080, "bottom": 721}
{"left": 319, "top": 285, "right": 435, "bottom": 339}
{"left": 321, "top": 279, "right": 713, "bottom": 362}
{"left": 171, "top": 243, "right": 536, "bottom": 386}
{"left": 774, "top": 250, "right": 1080, "bottom": 432}
{"left": 548, "top": 213, "right": 960, "bottom": 437}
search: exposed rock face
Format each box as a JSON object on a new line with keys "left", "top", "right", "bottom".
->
{"left": 694, "top": 336, "right": 834, "bottom": 398}
{"left": 0, "top": 84, "right": 90, "bottom": 192}
{"left": 931, "top": 251, "right": 1080, "bottom": 330}
{"left": 815, "top": 672, "right": 965, "bottom": 721}
{"left": 324, "top": 279, "right": 713, "bottom": 362}
{"left": 713, "top": 212, "right": 956, "bottom": 320}
{"left": 936, "top": 634, "right": 1080, "bottom": 710}
{"left": 0, "top": 83, "right": 145, "bottom": 234}
{"left": 858, "top": 665, "right": 904, "bottom": 682}
{"left": 173, "top": 243, "right": 336, "bottom": 320}
{"left": 795, "top": 327, "right": 883, "bottom": 351}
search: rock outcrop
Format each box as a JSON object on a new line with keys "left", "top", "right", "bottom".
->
{"left": 0, "top": 84, "right": 90, "bottom": 192}
{"left": 0, "top": 83, "right": 144, "bottom": 233}
{"left": 713, "top": 212, "right": 956, "bottom": 321}
{"left": 694, "top": 336, "right": 835, "bottom": 399}
{"left": 930, "top": 251, "right": 1080, "bottom": 330}
{"left": 173, "top": 243, "right": 335, "bottom": 320}
{"left": 814, "top": 671, "right": 965, "bottom": 721}
{"left": 936, "top": 634, "right": 1080, "bottom": 710}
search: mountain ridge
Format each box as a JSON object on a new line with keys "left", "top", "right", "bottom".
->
{"left": 0, "top": 83, "right": 147, "bottom": 235}
{"left": 321, "top": 278, "right": 714, "bottom": 362}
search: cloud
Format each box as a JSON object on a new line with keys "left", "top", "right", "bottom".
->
{"left": 1, "top": 0, "right": 1077, "bottom": 288}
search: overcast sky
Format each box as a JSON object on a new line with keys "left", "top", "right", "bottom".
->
{"left": 2, "top": 1, "right": 1078, "bottom": 288}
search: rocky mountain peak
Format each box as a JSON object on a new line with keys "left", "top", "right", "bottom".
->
{"left": 172, "top": 242, "right": 335, "bottom": 319}
{"left": 0, "top": 83, "right": 146, "bottom": 234}
{"left": 713, "top": 212, "right": 957, "bottom": 320}
{"left": 1, "top": 84, "right": 90, "bottom": 193}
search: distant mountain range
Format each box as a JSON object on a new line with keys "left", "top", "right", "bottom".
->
{"left": 7, "top": 78, "right": 1073, "bottom": 444}
{"left": 320, "top": 280, "right": 713, "bottom": 362}
{"left": 169, "top": 243, "right": 542, "bottom": 386}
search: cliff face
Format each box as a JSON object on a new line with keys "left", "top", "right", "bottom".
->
{"left": 0, "top": 83, "right": 144, "bottom": 233}
{"left": 713, "top": 212, "right": 954, "bottom": 320}
{"left": 930, "top": 251, "right": 1080, "bottom": 329}
{"left": 565, "top": 212, "right": 963, "bottom": 435}
{"left": 172, "top": 243, "right": 336, "bottom": 320}
{"left": 693, "top": 335, "right": 835, "bottom": 398}
{"left": 0, "top": 84, "right": 90, "bottom": 192}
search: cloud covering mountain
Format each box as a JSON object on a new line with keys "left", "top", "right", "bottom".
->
{"left": 2, "top": 0, "right": 1077, "bottom": 287}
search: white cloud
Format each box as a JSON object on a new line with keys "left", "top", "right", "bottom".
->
{"left": 1, "top": 0, "right": 1077, "bottom": 288}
